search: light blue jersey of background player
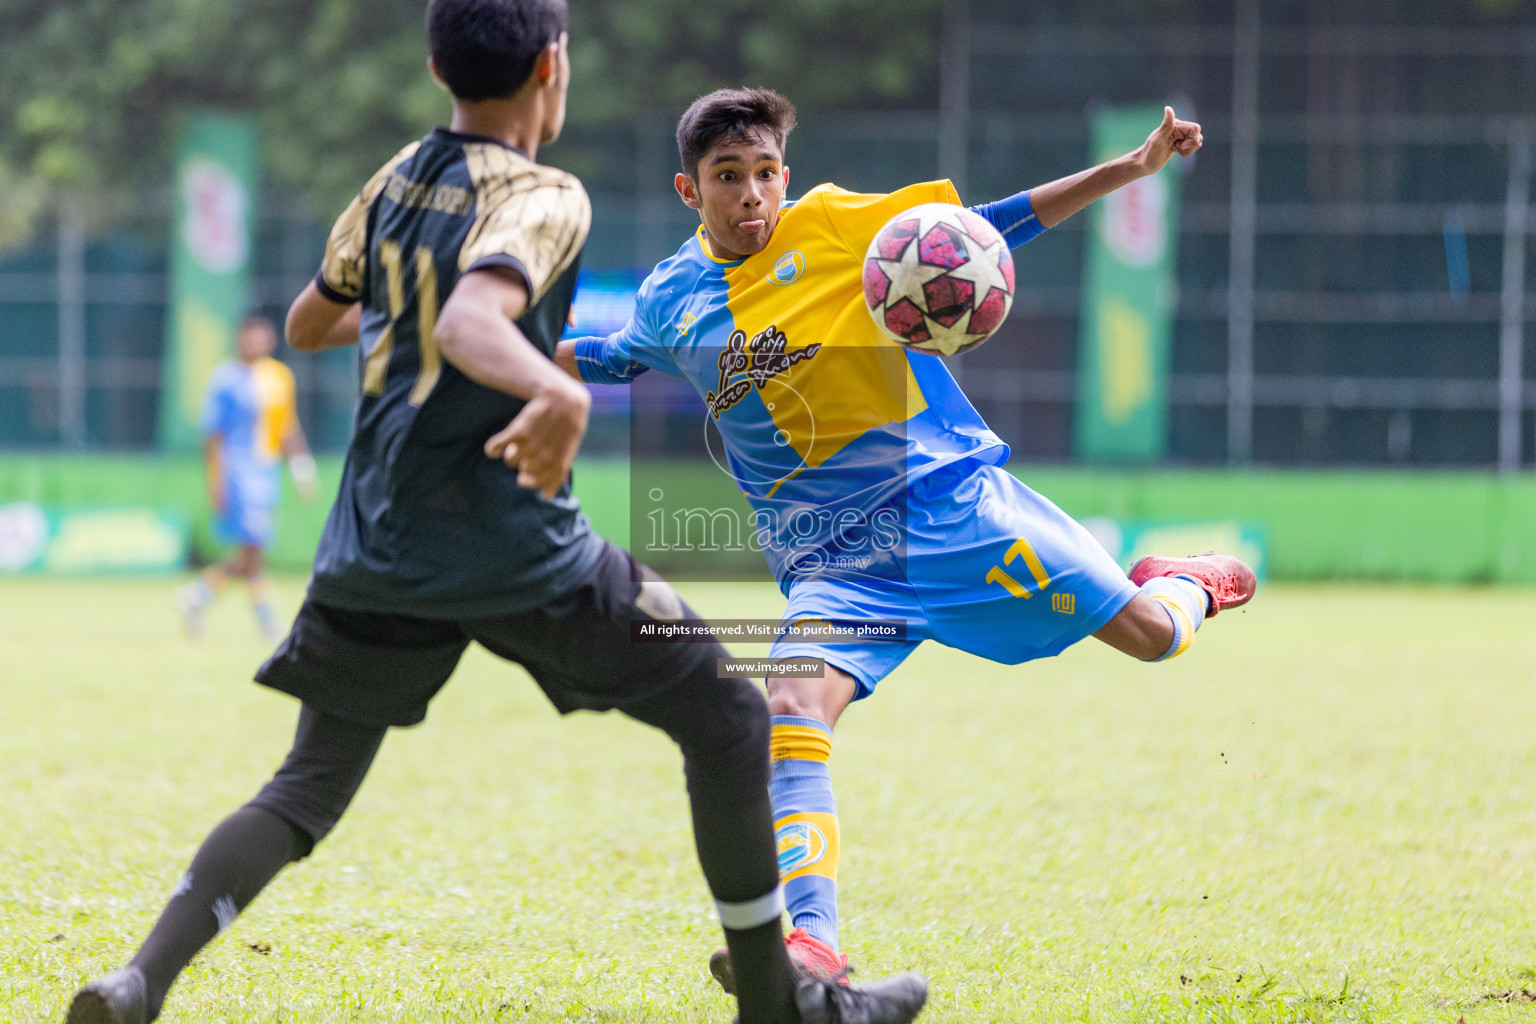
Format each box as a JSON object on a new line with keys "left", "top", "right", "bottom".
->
{"left": 177, "top": 315, "right": 317, "bottom": 641}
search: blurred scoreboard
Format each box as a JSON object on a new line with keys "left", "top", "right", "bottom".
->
{"left": 565, "top": 270, "right": 645, "bottom": 414}
{"left": 566, "top": 270, "right": 644, "bottom": 339}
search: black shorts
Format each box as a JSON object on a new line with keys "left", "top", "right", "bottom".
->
{"left": 255, "top": 541, "right": 720, "bottom": 727}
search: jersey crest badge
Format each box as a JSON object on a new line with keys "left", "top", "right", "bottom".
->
{"left": 767, "top": 250, "right": 806, "bottom": 286}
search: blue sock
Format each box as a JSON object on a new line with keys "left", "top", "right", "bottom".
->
{"left": 769, "top": 715, "right": 840, "bottom": 949}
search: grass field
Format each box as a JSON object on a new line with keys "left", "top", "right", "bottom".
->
{"left": 7, "top": 577, "right": 1536, "bottom": 1023}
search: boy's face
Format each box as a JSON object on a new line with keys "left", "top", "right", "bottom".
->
{"left": 237, "top": 319, "right": 276, "bottom": 363}
{"left": 675, "top": 135, "right": 789, "bottom": 261}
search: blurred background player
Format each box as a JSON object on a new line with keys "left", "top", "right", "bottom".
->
{"left": 176, "top": 313, "right": 318, "bottom": 641}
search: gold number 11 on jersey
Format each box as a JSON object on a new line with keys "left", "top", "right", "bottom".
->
{"left": 984, "top": 537, "right": 1052, "bottom": 599}
{"left": 362, "top": 240, "right": 442, "bottom": 407}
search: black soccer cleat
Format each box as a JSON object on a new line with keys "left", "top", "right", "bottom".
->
{"left": 65, "top": 967, "right": 149, "bottom": 1024}
{"left": 794, "top": 970, "right": 928, "bottom": 1024}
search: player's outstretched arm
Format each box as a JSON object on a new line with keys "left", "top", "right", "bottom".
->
{"left": 285, "top": 283, "right": 361, "bottom": 352}
{"left": 559, "top": 322, "right": 662, "bottom": 387}
{"left": 435, "top": 268, "right": 590, "bottom": 500}
{"left": 1028, "top": 106, "right": 1201, "bottom": 228}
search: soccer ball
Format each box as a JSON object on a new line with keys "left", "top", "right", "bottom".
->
{"left": 861, "top": 203, "right": 1015, "bottom": 356}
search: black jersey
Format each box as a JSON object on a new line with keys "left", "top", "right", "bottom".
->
{"left": 307, "top": 127, "right": 602, "bottom": 618}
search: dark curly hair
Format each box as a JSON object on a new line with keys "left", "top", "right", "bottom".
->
{"left": 428, "top": 0, "right": 568, "bottom": 102}
{"left": 675, "top": 88, "right": 798, "bottom": 178}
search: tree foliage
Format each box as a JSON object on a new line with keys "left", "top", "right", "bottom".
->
{"left": 0, "top": 0, "right": 941, "bottom": 238}
{"left": 565, "top": 0, "right": 942, "bottom": 123}
{"left": 0, "top": 0, "right": 447, "bottom": 236}
{"left": 3, "top": 0, "right": 1527, "bottom": 243}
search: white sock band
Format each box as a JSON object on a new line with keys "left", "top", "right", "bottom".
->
{"left": 715, "top": 886, "right": 785, "bottom": 930}
{"left": 1142, "top": 575, "right": 1208, "bottom": 661}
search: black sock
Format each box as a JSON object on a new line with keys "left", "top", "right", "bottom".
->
{"left": 723, "top": 918, "right": 800, "bottom": 1024}
{"left": 692, "top": 780, "right": 799, "bottom": 1024}
{"left": 129, "top": 805, "right": 304, "bottom": 1019}
{"left": 624, "top": 671, "right": 800, "bottom": 1023}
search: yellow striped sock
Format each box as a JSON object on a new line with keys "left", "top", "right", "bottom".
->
{"left": 770, "top": 723, "right": 832, "bottom": 764}
{"left": 769, "top": 715, "right": 840, "bottom": 947}
{"left": 1141, "top": 576, "right": 1206, "bottom": 661}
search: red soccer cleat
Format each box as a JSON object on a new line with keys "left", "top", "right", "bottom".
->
{"left": 786, "top": 928, "right": 851, "bottom": 982}
{"left": 709, "top": 927, "right": 852, "bottom": 995}
{"left": 1128, "top": 552, "right": 1256, "bottom": 618}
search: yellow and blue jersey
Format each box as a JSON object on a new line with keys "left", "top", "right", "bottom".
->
{"left": 202, "top": 357, "right": 298, "bottom": 545}
{"left": 577, "top": 179, "right": 1142, "bottom": 694}
{"left": 574, "top": 181, "right": 1014, "bottom": 583}
{"left": 202, "top": 357, "right": 297, "bottom": 472}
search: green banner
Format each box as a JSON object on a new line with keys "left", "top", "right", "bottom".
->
{"left": 1079, "top": 517, "right": 1268, "bottom": 581}
{"left": 158, "top": 110, "right": 259, "bottom": 453}
{"left": 1074, "top": 105, "right": 1183, "bottom": 463}
{"left": 0, "top": 502, "right": 188, "bottom": 575}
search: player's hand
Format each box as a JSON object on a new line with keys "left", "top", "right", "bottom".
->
{"left": 1135, "top": 106, "right": 1202, "bottom": 176}
{"left": 483, "top": 376, "right": 591, "bottom": 501}
{"left": 290, "top": 453, "right": 319, "bottom": 501}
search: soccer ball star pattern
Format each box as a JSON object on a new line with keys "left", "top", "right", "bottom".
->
{"left": 862, "top": 203, "right": 1016, "bottom": 356}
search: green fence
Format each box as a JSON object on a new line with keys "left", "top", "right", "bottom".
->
{"left": 3, "top": 454, "right": 1535, "bottom": 584}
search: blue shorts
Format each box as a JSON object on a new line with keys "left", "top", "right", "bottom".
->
{"left": 213, "top": 469, "right": 278, "bottom": 548}
{"left": 769, "top": 461, "right": 1140, "bottom": 699}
